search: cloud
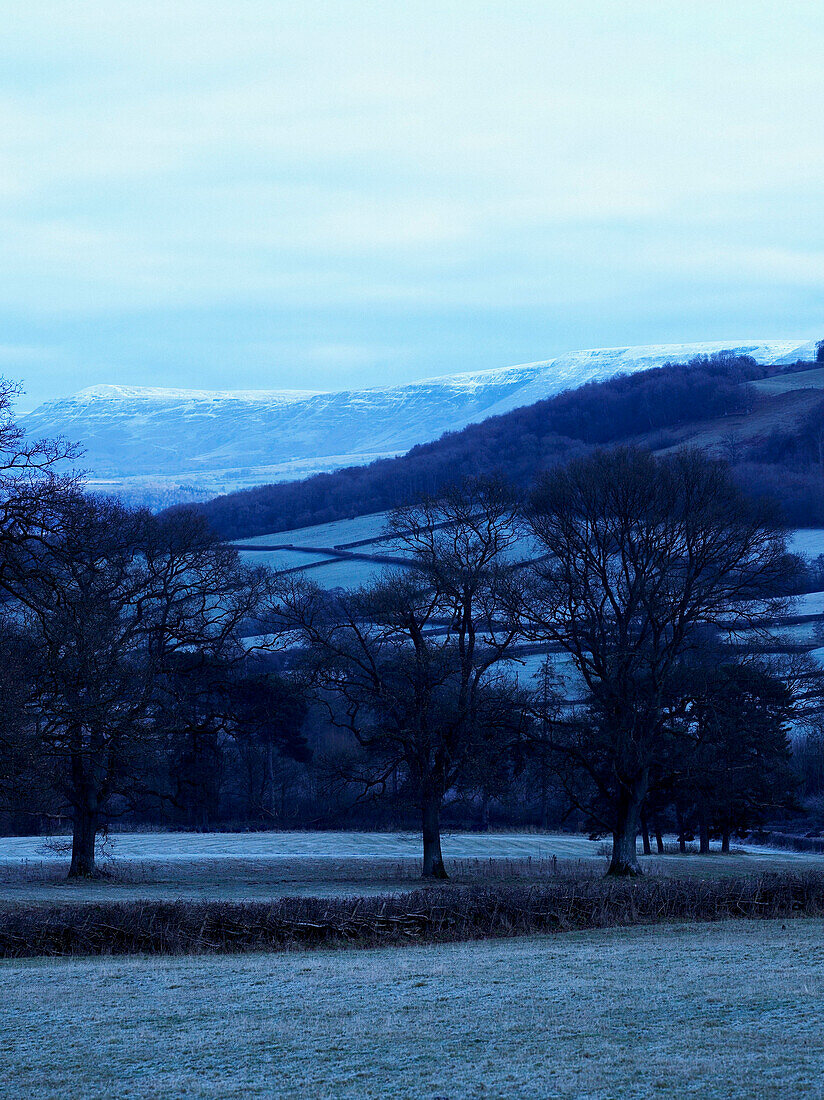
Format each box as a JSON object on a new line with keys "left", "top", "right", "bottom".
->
{"left": 1, "top": 1, "right": 823, "bottom": 404}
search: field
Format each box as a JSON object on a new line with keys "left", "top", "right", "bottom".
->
{"left": 1, "top": 919, "right": 822, "bottom": 1099}
{"left": 2, "top": 831, "right": 823, "bottom": 905}
{"left": 231, "top": 509, "right": 544, "bottom": 589}
{"left": 789, "top": 528, "right": 824, "bottom": 558}
{"left": 751, "top": 366, "right": 824, "bottom": 393}
{"left": 231, "top": 515, "right": 824, "bottom": 692}
{"left": 235, "top": 513, "right": 393, "bottom": 550}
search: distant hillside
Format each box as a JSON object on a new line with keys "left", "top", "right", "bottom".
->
{"left": 187, "top": 352, "right": 824, "bottom": 540}
{"left": 21, "top": 339, "right": 814, "bottom": 508}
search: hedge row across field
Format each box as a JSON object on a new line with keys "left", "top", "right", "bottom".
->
{"left": 3, "top": 872, "right": 824, "bottom": 957}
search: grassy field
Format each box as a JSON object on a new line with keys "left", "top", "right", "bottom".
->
{"left": 231, "top": 511, "right": 545, "bottom": 588}
{"left": 235, "top": 546, "right": 340, "bottom": 570}
{"left": 1, "top": 919, "right": 822, "bottom": 1098}
{"left": 789, "top": 528, "right": 824, "bottom": 558}
{"left": 231, "top": 511, "right": 824, "bottom": 600}
{"left": 751, "top": 367, "right": 824, "bottom": 393}
{"left": 0, "top": 829, "right": 600, "bottom": 863}
{"left": 234, "top": 513, "right": 393, "bottom": 549}
{"left": 1, "top": 831, "right": 823, "bottom": 905}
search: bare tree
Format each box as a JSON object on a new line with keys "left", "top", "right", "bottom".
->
{"left": 0, "top": 377, "right": 79, "bottom": 598}
{"left": 524, "top": 446, "right": 789, "bottom": 874}
{"left": 6, "top": 495, "right": 260, "bottom": 876}
{"left": 270, "top": 478, "right": 526, "bottom": 877}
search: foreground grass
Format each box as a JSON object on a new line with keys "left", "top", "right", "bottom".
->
{"left": 2, "top": 920, "right": 822, "bottom": 1099}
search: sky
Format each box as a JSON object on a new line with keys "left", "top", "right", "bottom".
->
{"left": 3, "top": 1, "right": 824, "bottom": 409}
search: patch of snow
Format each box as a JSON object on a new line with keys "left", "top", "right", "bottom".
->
{"left": 789, "top": 529, "right": 824, "bottom": 559}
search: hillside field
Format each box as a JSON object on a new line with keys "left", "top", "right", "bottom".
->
{"left": 235, "top": 518, "right": 824, "bottom": 591}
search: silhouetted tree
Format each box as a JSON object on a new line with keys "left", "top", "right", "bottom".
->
{"left": 525, "top": 447, "right": 789, "bottom": 874}
{"left": 0, "top": 376, "right": 78, "bottom": 597}
{"left": 680, "top": 660, "right": 797, "bottom": 851}
{"left": 5, "top": 496, "right": 260, "bottom": 876}
{"left": 270, "top": 478, "right": 526, "bottom": 877}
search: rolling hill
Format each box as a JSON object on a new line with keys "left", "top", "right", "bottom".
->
{"left": 21, "top": 339, "right": 814, "bottom": 507}
{"left": 189, "top": 352, "right": 824, "bottom": 539}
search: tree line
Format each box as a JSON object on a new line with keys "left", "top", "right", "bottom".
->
{"left": 0, "top": 378, "right": 818, "bottom": 877}
{"left": 188, "top": 351, "right": 822, "bottom": 540}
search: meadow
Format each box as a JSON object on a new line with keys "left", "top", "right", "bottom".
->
{"left": 234, "top": 515, "right": 824, "bottom": 587}
{"left": 1, "top": 831, "right": 823, "bottom": 905}
{"left": 2, "top": 919, "right": 822, "bottom": 1099}
{"left": 3, "top": 835, "right": 824, "bottom": 1098}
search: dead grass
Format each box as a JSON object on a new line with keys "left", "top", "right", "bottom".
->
{"left": 2, "top": 872, "right": 823, "bottom": 957}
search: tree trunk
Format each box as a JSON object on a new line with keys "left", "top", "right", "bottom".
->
{"left": 480, "top": 793, "right": 490, "bottom": 832}
{"left": 421, "top": 796, "right": 448, "bottom": 879}
{"left": 608, "top": 782, "right": 645, "bottom": 876}
{"left": 654, "top": 817, "right": 665, "bottom": 855}
{"left": 69, "top": 801, "right": 99, "bottom": 878}
{"left": 640, "top": 810, "right": 652, "bottom": 856}
{"left": 721, "top": 828, "right": 731, "bottom": 853}
{"left": 698, "top": 810, "right": 710, "bottom": 855}
{"left": 676, "top": 804, "right": 687, "bottom": 853}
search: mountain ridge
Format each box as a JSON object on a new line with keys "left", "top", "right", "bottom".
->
{"left": 21, "top": 338, "right": 815, "bottom": 506}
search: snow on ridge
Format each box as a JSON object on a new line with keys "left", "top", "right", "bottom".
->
{"left": 21, "top": 337, "right": 818, "bottom": 506}
{"left": 66, "top": 338, "right": 816, "bottom": 406}
{"left": 73, "top": 384, "right": 326, "bottom": 403}
{"left": 475, "top": 338, "right": 816, "bottom": 422}
{"left": 59, "top": 338, "right": 818, "bottom": 409}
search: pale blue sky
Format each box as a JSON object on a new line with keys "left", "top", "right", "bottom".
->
{"left": 3, "top": 1, "right": 824, "bottom": 408}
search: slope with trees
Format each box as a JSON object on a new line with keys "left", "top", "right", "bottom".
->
{"left": 187, "top": 352, "right": 823, "bottom": 540}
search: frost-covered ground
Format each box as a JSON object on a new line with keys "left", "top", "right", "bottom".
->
{"left": 9, "top": 829, "right": 821, "bottom": 865}
{"left": 790, "top": 590, "right": 824, "bottom": 617}
{"left": 233, "top": 513, "right": 411, "bottom": 583}
{"left": 234, "top": 519, "right": 824, "bottom": 597}
{"left": 1, "top": 831, "right": 822, "bottom": 905}
{"left": 236, "top": 547, "right": 340, "bottom": 571}
{"left": 236, "top": 513, "right": 392, "bottom": 550}
{"left": 0, "top": 830, "right": 596, "bottom": 864}
{"left": 289, "top": 556, "right": 394, "bottom": 588}
{"left": 0, "top": 832, "right": 606, "bottom": 903}
{"left": 789, "top": 529, "right": 824, "bottom": 558}
{"left": 2, "top": 919, "right": 822, "bottom": 1099}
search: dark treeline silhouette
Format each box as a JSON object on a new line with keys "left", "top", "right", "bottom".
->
{"left": 4, "top": 373, "right": 824, "bottom": 877}
{"left": 185, "top": 352, "right": 821, "bottom": 540}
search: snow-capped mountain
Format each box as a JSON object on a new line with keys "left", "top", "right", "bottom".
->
{"left": 21, "top": 339, "right": 816, "bottom": 506}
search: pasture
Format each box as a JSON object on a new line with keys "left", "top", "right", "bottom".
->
{"left": 751, "top": 366, "right": 824, "bottom": 393}
{"left": 2, "top": 919, "right": 822, "bottom": 1098}
{"left": 1, "top": 831, "right": 823, "bottom": 905}
{"left": 231, "top": 508, "right": 545, "bottom": 589}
